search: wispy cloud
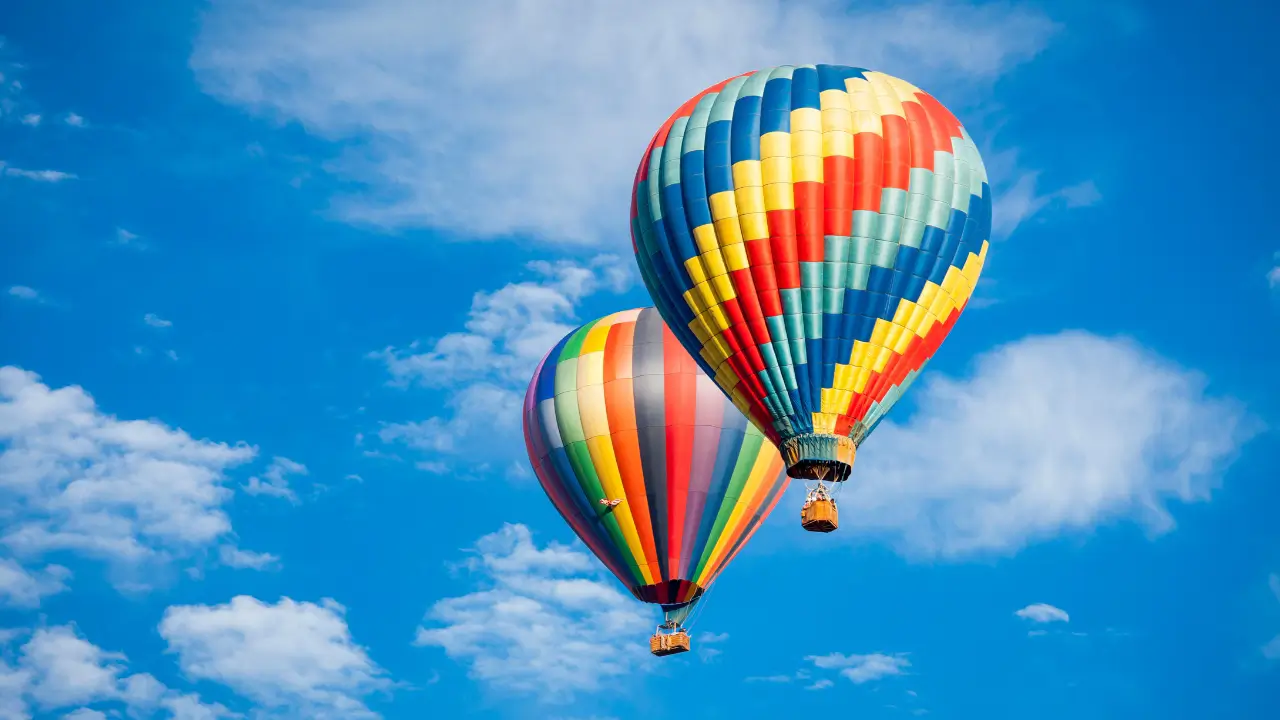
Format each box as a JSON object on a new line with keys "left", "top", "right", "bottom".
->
{"left": 697, "top": 631, "right": 730, "bottom": 663}
{"left": 807, "top": 652, "right": 912, "bottom": 684}
{"left": 143, "top": 313, "right": 173, "bottom": 329}
{"left": 112, "top": 228, "right": 148, "bottom": 250}
{"left": 806, "top": 679, "right": 834, "bottom": 690}
{"left": 0, "top": 162, "right": 76, "bottom": 182}
{"left": 1264, "top": 573, "right": 1280, "bottom": 660}
{"left": 19, "top": 113, "right": 39, "bottom": 126}
{"left": 63, "top": 112, "right": 85, "bottom": 127}
{"left": 0, "top": 559, "right": 70, "bottom": 608}
{"left": 217, "top": 545, "right": 281, "bottom": 571}
{"left": 242, "top": 456, "right": 308, "bottom": 503}
{"left": 1267, "top": 254, "right": 1280, "bottom": 290}
{"left": 372, "top": 256, "right": 631, "bottom": 476}
{"left": 985, "top": 148, "right": 1101, "bottom": 239}
{"left": 1015, "top": 603, "right": 1070, "bottom": 624}
{"left": 834, "top": 332, "right": 1256, "bottom": 557}
{"left": 415, "top": 524, "right": 650, "bottom": 699}
{"left": 745, "top": 674, "right": 795, "bottom": 683}
{"left": 193, "top": 0, "right": 1058, "bottom": 244}
{"left": 7, "top": 285, "right": 40, "bottom": 301}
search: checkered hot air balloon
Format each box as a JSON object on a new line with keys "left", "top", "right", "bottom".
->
{"left": 631, "top": 65, "right": 991, "bottom": 526}
{"left": 523, "top": 308, "right": 788, "bottom": 656}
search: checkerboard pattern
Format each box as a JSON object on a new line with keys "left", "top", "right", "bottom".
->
{"left": 631, "top": 65, "right": 991, "bottom": 479}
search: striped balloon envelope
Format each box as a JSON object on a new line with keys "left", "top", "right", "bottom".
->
{"left": 523, "top": 307, "right": 788, "bottom": 627}
{"left": 631, "top": 64, "right": 991, "bottom": 488}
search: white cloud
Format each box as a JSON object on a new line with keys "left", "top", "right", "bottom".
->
{"left": 414, "top": 524, "right": 650, "bottom": 698}
{"left": 19, "top": 113, "right": 39, "bottom": 126}
{"left": 378, "top": 382, "right": 522, "bottom": 458}
{"left": 1264, "top": 573, "right": 1280, "bottom": 661}
{"left": 20, "top": 626, "right": 126, "bottom": 709}
{"left": 807, "top": 652, "right": 912, "bottom": 684}
{"left": 143, "top": 313, "right": 173, "bottom": 329}
{"left": 160, "top": 595, "right": 391, "bottom": 718}
{"left": 0, "top": 625, "right": 231, "bottom": 720}
{"left": 0, "top": 366, "right": 258, "bottom": 583}
{"left": 7, "top": 286, "right": 39, "bottom": 301}
{"left": 217, "top": 545, "right": 280, "bottom": 571}
{"left": 373, "top": 256, "right": 630, "bottom": 474}
{"left": 806, "top": 679, "right": 834, "bottom": 690}
{"left": 374, "top": 256, "right": 631, "bottom": 389}
{"left": 986, "top": 148, "right": 1100, "bottom": 239}
{"left": 0, "top": 162, "right": 76, "bottom": 182}
{"left": 120, "top": 672, "right": 236, "bottom": 720}
{"left": 62, "top": 709, "right": 107, "bottom": 720}
{"left": 63, "top": 113, "right": 85, "bottom": 127}
{"left": 112, "top": 228, "right": 147, "bottom": 250}
{"left": 242, "top": 456, "right": 307, "bottom": 502}
{"left": 1015, "top": 603, "right": 1069, "bottom": 624}
{"left": 193, "top": 0, "right": 1057, "bottom": 243}
{"left": 1057, "top": 180, "right": 1103, "bottom": 208}
{"left": 745, "top": 674, "right": 795, "bottom": 683}
{"left": 838, "top": 332, "right": 1255, "bottom": 557}
{"left": 697, "top": 631, "right": 729, "bottom": 662}
{"left": 0, "top": 558, "right": 70, "bottom": 607}
{"left": 1267, "top": 259, "right": 1280, "bottom": 290}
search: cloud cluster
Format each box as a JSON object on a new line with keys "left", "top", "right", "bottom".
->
{"left": 193, "top": 0, "right": 1059, "bottom": 243}
{"left": 749, "top": 651, "right": 911, "bottom": 690}
{"left": 372, "top": 256, "right": 631, "bottom": 476}
{"left": 0, "top": 595, "right": 388, "bottom": 719}
{"left": 160, "top": 595, "right": 391, "bottom": 718}
{"left": 807, "top": 652, "right": 912, "bottom": 684}
{"left": 0, "top": 624, "right": 231, "bottom": 720}
{"left": 414, "top": 524, "right": 650, "bottom": 698}
{"left": 0, "top": 366, "right": 267, "bottom": 591}
{"left": 838, "top": 332, "right": 1255, "bottom": 557}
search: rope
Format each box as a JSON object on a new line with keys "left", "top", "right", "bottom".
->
{"left": 681, "top": 578, "right": 721, "bottom": 634}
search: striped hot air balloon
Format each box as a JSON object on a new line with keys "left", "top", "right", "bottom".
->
{"left": 523, "top": 307, "right": 788, "bottom": 655}
{"left": 630, "top": 65, "right": 990, "bottom": 525}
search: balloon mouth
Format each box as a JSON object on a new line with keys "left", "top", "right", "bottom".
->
{"left": 781, "top": 433, "right": 856, "bottom": 482}
{"left": 631, "top": 579, "right": 705, "bottom": 606}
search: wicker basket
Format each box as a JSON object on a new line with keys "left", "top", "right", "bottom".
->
{"left": 801, "top": 498, "right": 839, "bottom": 533}
{"left": 650, "top": 630, "right": 691, "bottom": 657}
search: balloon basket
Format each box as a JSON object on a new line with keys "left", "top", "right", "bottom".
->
{"left": 801, "top": 498, "right": 838, "bottom": 533}
{"left": 650, "top": 629, "right": 691, "bottom": 657}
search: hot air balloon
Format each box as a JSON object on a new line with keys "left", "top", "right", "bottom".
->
{"left": 523, "top": 307, "right": 788, "bottom": 656}
{"left": 630, "top": 65, "right": 990, "bottom": 532}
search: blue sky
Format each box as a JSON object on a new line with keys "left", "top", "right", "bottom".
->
{"left": 1, "top": 0, "right": 1278, "bottom": 718}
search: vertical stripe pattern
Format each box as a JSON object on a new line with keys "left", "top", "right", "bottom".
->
{"left": 631, "top": 65, "right": 990, "bottom": 478}
{"left": 523, "top": 307, "right": 789, "bottom": 607}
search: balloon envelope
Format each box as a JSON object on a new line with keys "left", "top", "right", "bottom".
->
{"left": 523, "top": 307, "right": 788, "bottom": 618}
{"left": 631, "top": 64, "right": 991, "bottom": 481}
